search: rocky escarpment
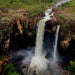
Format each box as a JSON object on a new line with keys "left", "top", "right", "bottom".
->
{"left": 0, "top": 7, "right": 58, "bottom": 53}
{"left": 0, "top": 18, "right": 38, "bottom": 53}
{"left": 0, "top": 7, "right": 75, "bottom": 58}
{"left": 58, "top": 19, "right": 75, "bottom": 62}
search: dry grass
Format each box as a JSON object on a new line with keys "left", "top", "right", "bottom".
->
{"left": 56, "top": 0, "right": 75, "bottom": 20}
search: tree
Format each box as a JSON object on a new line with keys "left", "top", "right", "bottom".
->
{"left": 68, "top": 61, "right": 75, "bottom": 75}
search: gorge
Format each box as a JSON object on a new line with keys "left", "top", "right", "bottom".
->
{"left": 0, "top": 0, "right": 75, "bottom": 75}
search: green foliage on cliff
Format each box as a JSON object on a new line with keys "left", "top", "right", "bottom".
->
{"left": 0, "top": 10, "right": 2, "bottom": 14}
{"left": 0, "top": 0, "right": 60, "bottom": 9}
{"left": 28, "top": 7, "right": 44, "bottom": 18}
{"left": 68, "top": 61, "right": 75, "bottom": 75}
{"left": 60, "top": 0, "right": 75, "bottom": 7}
{"left": 8, "top": 26, "right": 13, "bottom": 32}
{"left": 58, "top": 14, "right": 64, "bottom": 19}
{"left": 7, "top": 71, "right": 21, "bottom": 75}
{"left": 4, "top": 64, "right": 21, "bottom": 75}
{"left": 4, "top": 64, "right": 15, "bottom": 71}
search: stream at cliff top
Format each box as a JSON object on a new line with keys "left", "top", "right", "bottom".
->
{"left": 55, "top": 0, "right": 71, "bottom": 7}
{"left": 10, "top": 0, "right": 71, "bottom": 75}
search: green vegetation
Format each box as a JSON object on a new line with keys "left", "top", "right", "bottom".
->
{"left": 4, "top": 64, "right": 21, "bottom": 75}
{"left": 56, "top": 0, "right": 75, "bottom": 20}
{"left": 60, "top": 0, "right": 75, "bottom": 7}
{"left": 0, "top": 10, "right": 2, "bottom": 25}
{"left": 68, "top": 61, "right": 75, "bottom": 75}
{"left": 0, "top": 54, "right": 8, "bottom": 60}
{"left": 7, "top": 71, "right": 21, "bottom": 75}
{"left": 8, "top": 26, "right": 13, "bottom": 32}
{"left": 0, "top": 0, "right": 41, "bottom": 9}
{"left": 58, "top": 2, "right": 70, "bottom": 7}
{"left": 28, "top": 7, "right": 44, "bottom": 18}
{"left": 4, "top": 64, "right": 15, "bottom": 71}
{"left": 0, "top": 10, "right": 2, "bottom": 14}
{"left": 0, "top": 0, "right": 60, "bottom": 20}
{"left": 0, "top": 0, "right": 43, "bottom": 9}
{"left": 23, "top": 29, "right": 36, "bottom": 34}
{"left": 0, "top": 0, "right": 60, "bottom": 9}
{"left": 62, "top": 0, "right": 75, "bottom": 13}
{"left": 59, "top": 14, "right": 64, "bottom": 19}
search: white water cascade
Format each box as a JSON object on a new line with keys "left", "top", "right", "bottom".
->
{"left": 35, "top": 20, "right": 47, "bottom": 57}
{"left": 53, "top": 25, "right": 60, "bottom": 62}
{"left": 30, "top": 8, "right": 53, "bottom": 71}
{"left": 28, "top": 8, "right": 60, "bottom": 75}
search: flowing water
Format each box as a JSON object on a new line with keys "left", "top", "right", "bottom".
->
{"left": 55, "top": 0, "right": 71, "bottom": 7}
{"left": 53, "top": 25, "right": 60, "bottom": 62}
{"left": 28, "top": 8, "right": 60, "bottom": 75}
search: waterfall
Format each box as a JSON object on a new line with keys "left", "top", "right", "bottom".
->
{"left": 28, "top": 8, "right": 61, "bottom": 75}
{"left": 35, "top": 20, "right": 47, "bottom": 57}
{"left": 29, "top": 8, "right": 54, "bottom": 71}
{"left": 53, "top": 25, "right": 60, "bottom": 61}
{"left": 35, "top": 8, "right": 54, "bottom": 57}
{"left": 55, "top": 0, "right": 71, "bottom": 7}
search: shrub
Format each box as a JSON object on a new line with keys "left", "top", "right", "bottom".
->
{"left": 8, "top": 26, "right": 13, "bottom": 32}
{"left": 0, "top": 10, "right": 2, "bottom": 14}
{"left": 59, "top": 14, "right": 64, "bottom": 19}
{"left": 68, "top": 61, "right": 75, "bottom": 75}
{"left": 7, "top": 71, "right": 21, "bottom": 75}
{"left": 61, "top": 2, "right": 70, "bottom": 7}
{"left": 4, "top": 64, "right": 15, "bottom": 72}
{"left": 4, "top": 64, "right": 21, "bottom": 75}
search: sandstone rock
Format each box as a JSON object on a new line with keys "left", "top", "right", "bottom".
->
{"left": 3, "top": 39, "right": 10, "bottom": 51}
{"left": 45, "top": 29, "right": 53, "bottom": 33}
{"left": 60, "top": 40, "right": 69, "bottom": 48}
{"left": 72, "top": 34, "right": 75, "bottom": 39}
{"left": 60, "top": 32, "right": 73, "bottom": 49}
{"left": 16, "top": 9, "right": 25, "bottom": 13}
{"left": 52, "top": 26, "right": 57, "bottom": 32}
{"left": 28, "top": 32, "right": 33, "bottom": 37}
{"left": 17, "top": 20, "right": 23, "bottom": 34}
{"left": 0, "top": 58, "right": 9, "bottom": 74}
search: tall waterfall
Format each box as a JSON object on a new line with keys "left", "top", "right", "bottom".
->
{"left": 53, "top": 25, "right": 60, "bottom": 61}
{"left": 30, "top": 8, "right": 53, "bottom": 71}
{"left": 28, "top": 8, "right": 60, "bottom": 75}
{"left": 35, "top": 20, "right": 47, "bottom": 57}
{"left": 35, "top": 8, "right": 54, "bottom": 57}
